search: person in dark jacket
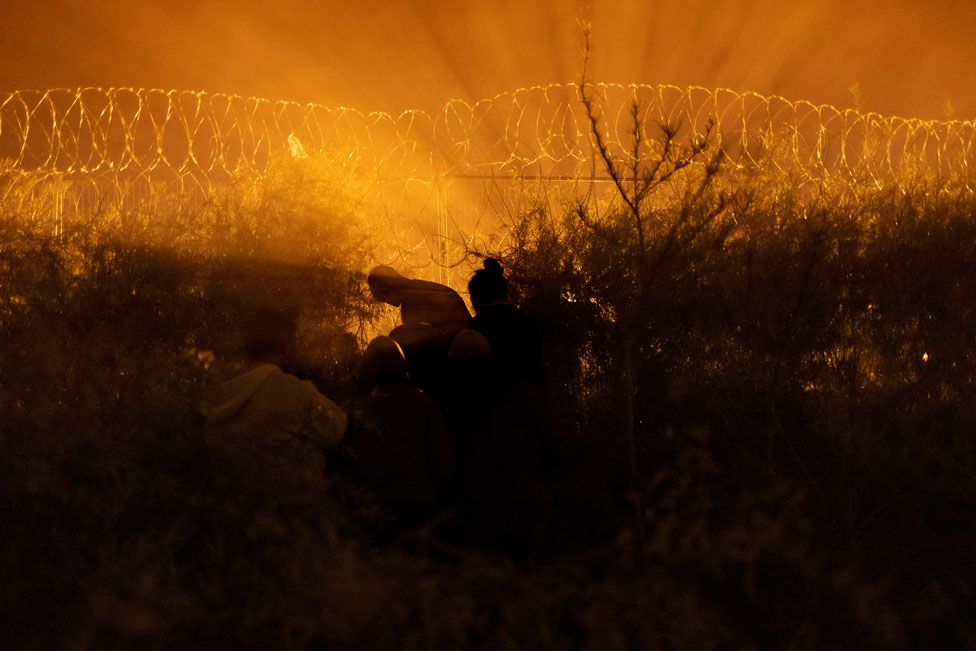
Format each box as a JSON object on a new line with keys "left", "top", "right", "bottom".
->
{"left": 442, "top": 329, "right": 553, "bottom": 558}
{"left": 467, "top": 258, "right": 546, "bottom": 390}
{"left": 343, "top": 336, "right": 456, "bottom": 534}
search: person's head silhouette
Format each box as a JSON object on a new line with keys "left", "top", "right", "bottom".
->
{"left": 243, "top": 305, "right": 299, "bottom": 365}
{"left": 449, "top": 328, "right": 491, "bottom": 363}
{"left": 359, "top": 335, "right": 408, "bottom": 384}
{"left": 367, "top": 265, "right": 406, "bottom": 307}
{"left": 468, "top": 258, "right": 508, "bottom": 311}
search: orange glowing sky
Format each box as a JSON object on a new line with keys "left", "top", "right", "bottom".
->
{"left": 1, "top": 0, "right": 974, "bottom": 119}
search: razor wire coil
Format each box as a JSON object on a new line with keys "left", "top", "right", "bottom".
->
{"left": 1, "top": 83, "right": 972, "bottom": 185}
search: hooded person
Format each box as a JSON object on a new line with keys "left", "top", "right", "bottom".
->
{"left": 367, "top": 265, "right": 470, "bottom": 333}
{"left": 467, "top": 258, "right": 546, "bottom": 391}
{"left": 343, "top": 336, "right": 456, "bottom": 533}
{"left": 199, "top": 306, "right": 347, "bottom": 493}
{"left": 367, "top": 265, "right": 471, "bottom": 395}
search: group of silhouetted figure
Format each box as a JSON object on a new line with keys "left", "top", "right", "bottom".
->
{"left": 200, "top": 259, "right": 554, "bottom": 559}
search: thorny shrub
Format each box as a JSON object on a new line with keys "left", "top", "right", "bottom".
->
{"left": 2, "top": 148, "right": 976, "bottom": 648}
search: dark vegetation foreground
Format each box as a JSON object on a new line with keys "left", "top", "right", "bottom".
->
{"left": 2, "top": 162, "right": 976, "bottom": 649}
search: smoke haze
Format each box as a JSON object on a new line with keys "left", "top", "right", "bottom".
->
{"left": 1, "top": 0, "right": 973, "bottom": 118}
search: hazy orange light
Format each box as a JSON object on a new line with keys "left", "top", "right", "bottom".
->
{"left": 0, "top": 1, "right": 974, "bottom": 119}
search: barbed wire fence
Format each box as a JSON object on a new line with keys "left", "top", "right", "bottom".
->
{"left": 2, "top": 83, "right": 975, "bottom": 283}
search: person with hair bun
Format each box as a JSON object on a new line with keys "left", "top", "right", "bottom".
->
{"left": 442, "top": 328, "right": 552, "bottom": 558}
{"left": 468, "top": 258, "right": 546, "bottom": 391}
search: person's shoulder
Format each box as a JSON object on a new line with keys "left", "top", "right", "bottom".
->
{"left": 264, "top": 367, "right": 332, "bottom": 400}
{"left": 408, "top": 277, "right": 446, "bottom": 291}
{"left": 501, "top": 303, "right": 539, "bottom": 329}
{"left": 476, "top": 302, "right": 529, "bottom": 324}
{"left": 409, "top": 277, "right": 464, "bottom": 299}
{"left": 386, "top": 380, "right": 441, "bottom": 412}
{"left": 260, "top": 365, "right": 300, "bottom": 388}
{"left": 385, "top": 379, "right": 431, "bottom": 402}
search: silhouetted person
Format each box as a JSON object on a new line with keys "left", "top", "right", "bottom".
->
{"left": 343, "top": 336, "right": 456, "bottom": 534}
{"left": 367, "top": 265, "right": 470, "bottom": 332}
{"left": 442, "top": 329, "right": 553, "bottom": 558}
{"left": 468, "top": 258, "right": 546, "bottom": 391}
{"left": 368, "top": 265, "right": 470, "bottom": 395}
{"left": 200, "top": 306, "right": 347, "bottom": 493}
{"left": 386, "top": 321, "right": 449, "bottom": 399}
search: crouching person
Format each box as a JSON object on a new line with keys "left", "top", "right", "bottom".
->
{"left": 343, "top": 336, "right": 456, "bottom": 538}
{"left": 200, "top": 306, "right": 347, "bottom": 496}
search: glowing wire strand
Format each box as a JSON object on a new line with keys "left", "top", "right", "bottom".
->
{"left": 1, "top": 84, "right": 972, "bottom": 183}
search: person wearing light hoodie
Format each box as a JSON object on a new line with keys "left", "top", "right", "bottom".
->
{"left": 200, "top": 306, "right": 347, "bottom": 493}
